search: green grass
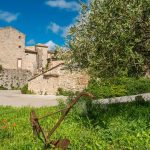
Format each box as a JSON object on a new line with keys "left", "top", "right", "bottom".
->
{"left": 0, "top": 101, "right": 150, "bottom": 150}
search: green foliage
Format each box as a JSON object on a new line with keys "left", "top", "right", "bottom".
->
{"left": 0, "top": 101, "right": 150, "bottom": 149}
{"left": 21, "top": 84, "right": 34, "bottom": 94}
{"left": 0, "top": 64, "right": 3, "bottom": 72}
{"left": 68, "top": 0, "right": 150, "bottom": 78}
{"left": 134, "top": 95, "right": 146, "bottom": 106}
{"left": 86, "top": 77, "right": 150, "bottom": 98}
{"left": 53, "top": 46, "right": 65, "bottom": 60}
{"left": 57, "top": 88, "right": 75, "bottom": 96}
{"left": 0, "top": 85, "right": 8, "bottom": 90}
{"left": 45, "top": 63, "right": 49, "bottom": 70}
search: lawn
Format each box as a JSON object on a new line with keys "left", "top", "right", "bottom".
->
{"left": 0, "top": 100, "right": 150, "bottom": 150}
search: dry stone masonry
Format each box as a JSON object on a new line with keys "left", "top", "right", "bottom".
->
{"left": 0, "top": 68, "right": 32, "bottom": 89}
{"left": 28, "top": 63, "right": 89, "bottom": 95}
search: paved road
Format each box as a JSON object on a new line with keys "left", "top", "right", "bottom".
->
{"left": 0, "top": 90, "right": 149, "bottom": 108}
{"left": 0, "top": 93, "right": 66, "bottom": 107}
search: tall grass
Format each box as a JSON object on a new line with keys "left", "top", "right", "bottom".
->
{"left": 0, "top": 99, "right": 150, "bottom": 149}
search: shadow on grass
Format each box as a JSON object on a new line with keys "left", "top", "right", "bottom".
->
{"left": 71, "top": 97, "right": 150, "bottom": 129}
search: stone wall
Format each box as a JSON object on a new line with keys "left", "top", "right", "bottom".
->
{"left": 0, "top": 27, "right": 26, "bottom": 70}
{"left": 0, "top": 69, "right": 32, "bottom": 89}
{"left": 28, "top": 64, "right": 89, "bottom": 95}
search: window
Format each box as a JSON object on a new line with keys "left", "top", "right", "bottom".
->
{"left": 17, "top": 58, "right": 22, "bottom": 69}
{"left": 18, "top": 45, "right": 21, "bottom": 48}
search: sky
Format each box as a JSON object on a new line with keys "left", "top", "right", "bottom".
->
{"left": 0, "top": 0, "right": 86, "bottom": 49}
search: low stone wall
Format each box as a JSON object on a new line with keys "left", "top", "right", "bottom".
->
{"left": 0, "top": 69, "right": 32, "bottom": 89}
{"left": 94, "top": 93, "right": 150, "bottom": 104}
{"left": 28, "top": 65, "right": 89, "bottom": 95}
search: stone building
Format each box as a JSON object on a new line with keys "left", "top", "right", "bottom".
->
{"left": 0, "top": 26, "right": 52, "bottom": 89}
{"left": 0, "top": 26, "right": 51, "bottom": 75}
{"left": 0, "top": 26, "right": 89, "bottom": 93}
{"left": 24, "top": 44, "right": 49, "bottom": 74}
{"left": 0, "top": 27, "right": 26, "bottom": 70}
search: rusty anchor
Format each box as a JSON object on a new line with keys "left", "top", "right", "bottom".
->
{"left": 30, "top": 92, "right": 94, "bottom": 149}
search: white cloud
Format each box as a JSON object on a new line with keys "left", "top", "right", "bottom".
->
{"left": 45, "top": 0, "right": 80, "bottom": 11}
{"left": 45, "top": 40, "right": 57, "bottom": 50}
{"left": 27, "top": 39, "right": 36, "bottom": 45}
{"left": 0, "top": 10, "right": 19, "bottom": 23}
{"left": 47, "top": 22, "right": 61, "bottom": 34}
{"left": 47, "top": 22, "right": 73, "bottom": 37}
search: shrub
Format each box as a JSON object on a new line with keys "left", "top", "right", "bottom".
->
{"left": 0, "top": 85, "right": 8, "bottom": 90}
{"left": 21, "top": 84, "right": 34, "bottom": 94}
{"left": 57, "top": 88, "right": 74, "bottom": 96}
{"left": 86, "top": 77, "right": 150, "bottom": 99}
{"left": 134, "top": 95, "right": 147, "bottom": 106}
{"left": 0, "top": 65, "right": 3, "bottom": 72}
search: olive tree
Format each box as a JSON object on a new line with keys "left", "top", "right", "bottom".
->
{"left": 68, "top": 0, "right": 150, "bottom": 78}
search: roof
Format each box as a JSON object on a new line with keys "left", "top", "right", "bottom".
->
{"left": 0, "top": 26, "right": 25, "bottom": 36}
{"left": 36, "top": 43, "right": 48, "bottom": 48}
{"left": 25, "top": 46, "right": 37, "bottom": 54}
{"left": 25, "top": 49, "right": 37, "bottom": 54}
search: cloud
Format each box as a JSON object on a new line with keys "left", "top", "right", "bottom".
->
{"left": 47, "top": 22, "right": 61, "bottom": 34}
{"left": 47, "top": 22, "right": 73, "bottom": 37}
{"left": 45, "top": 40, "right": 57, "bottom": 50}
{"left": 27, "top": 39, "right": 36, "bottom": 45}
{"left": 0, "top": 10, "right": 19, "bottom": 23}
{"left": 45, "top": 0, "right": 80, "bottom": 11}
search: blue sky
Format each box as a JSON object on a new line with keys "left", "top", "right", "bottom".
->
{"left": 0, "top": 0, "right": 85, "bottom": 49}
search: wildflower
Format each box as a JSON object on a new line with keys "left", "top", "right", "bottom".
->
{"left": 2, "top": 119, "right": 7, "bottom": 123}
{"left": 13, "top": 122, "right": 16, "bottom": 127}
{"left": 2, "top": 125, "right": 8, "bottom": 129}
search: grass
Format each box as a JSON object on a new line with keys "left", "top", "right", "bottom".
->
{"left": 0, "top": 100, "right": 150, "bottom": 150}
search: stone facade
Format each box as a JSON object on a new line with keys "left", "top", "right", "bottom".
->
{"left": 0, "top": 27, "right": 25, "bottom": 70}
{"left": 0, "top": 26, "right": 89, "bottom": 93}
{"left": 0, "top": 27, "right": 51, "bottom": 75}
{"left": 28, "top": 63, "right": 89, "bottom": 95}
{"left": 0, "top": 26, "right": 51, "bottom": 89}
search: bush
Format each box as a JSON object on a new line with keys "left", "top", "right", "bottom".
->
{"left": 57, "top": 88, "right": 75, "bottom": 96}
{"left": 0, "top": 85, "right": 8, "bottom": 90}
{"left": 21, "top": 84, "right": 34, "bottom": 94}
{"left": 86, "top": 77, "right": 150, "bottom": 99}
{"left": 0, "top": 65, "right": 3, "bottom": 72}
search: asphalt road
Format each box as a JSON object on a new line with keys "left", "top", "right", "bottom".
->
{"left": 0, "top": 90, "right": 149, "bottom": 108}
{"left": 0, "top": 93, "right": 66, "bottom": 107}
